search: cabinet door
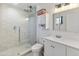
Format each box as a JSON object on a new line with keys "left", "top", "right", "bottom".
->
{"left": 53, "top": 42, "right": 66, "bottom": 56}
{"left": 44, "top": 39, "right": 66, "bottom": 56}
{"left": 44, "top": 39, "right": 55, "bottom": 56}
{"left": 67, "top": 47, "right": 79, "bottom": 56}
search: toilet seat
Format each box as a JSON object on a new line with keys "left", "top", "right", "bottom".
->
{"left": 32, "top": 43, "right": 43, "bottom": 50}
{"left": 32, "top": 43, "right": 43, "bottom": 56}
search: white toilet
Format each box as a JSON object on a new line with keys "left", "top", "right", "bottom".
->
{"left": 32, "top": 43, "right": 43, "bottom": 56}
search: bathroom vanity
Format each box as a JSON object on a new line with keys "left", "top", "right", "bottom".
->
{"left": 43, "top": 39, "right": 66, "bottom": 56}
{"left": 41, "top": 32, "right": 79, "bottom": 56}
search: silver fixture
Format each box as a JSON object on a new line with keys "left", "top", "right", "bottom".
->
{"left": 24, "top": 5, "right": 33, "bottom": 12}
{"left": 55, "top": 3, "right": 70, "bottom": 8}
{"left": 56, "top": 35, "right": 62, "bottom": 38}
{"left": 18, "top": 26, "right": 21, "bottom": 43}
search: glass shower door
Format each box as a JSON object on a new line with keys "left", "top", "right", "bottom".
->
{"left": 0, "top": 4, "right": 36, "bottom": 56}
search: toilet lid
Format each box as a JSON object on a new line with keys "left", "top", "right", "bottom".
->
{"left": 32, "top": 43, "right": 43, "bottom": 49}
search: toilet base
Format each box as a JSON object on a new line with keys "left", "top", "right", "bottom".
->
{"left": 33, "top": 52, "right": 41, "bottom": 56}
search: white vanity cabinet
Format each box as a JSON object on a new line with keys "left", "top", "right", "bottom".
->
{"left": 44, "top": 39, "right": 66, "bottom": 56}
{"left": 43, "top": 37, "right": 79, "bottom": 56}
{"left": 67, "top": 47, "right": 79, "bottom": 56}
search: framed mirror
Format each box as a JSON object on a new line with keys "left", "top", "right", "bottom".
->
{"left": 53, "top": 7, "right": 79, "bottom": 33}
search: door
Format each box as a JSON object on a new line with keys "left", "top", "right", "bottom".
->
{"left": 44, "top": 39, "right": 55, "bottom": 56}
{"left": 67, "top": 47, "right": 79, "bottom": 56}
{"left": 53, "top": 42, "right": 66, "bottom": 56}
{"left": 44, "top": 39, "right": 66, "bottom": 56}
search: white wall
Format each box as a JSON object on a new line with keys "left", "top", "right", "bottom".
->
{"left": 36, "top": 4, "right": 55, "bottom": 42}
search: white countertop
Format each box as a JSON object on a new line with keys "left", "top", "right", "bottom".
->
{"left": 43, "top": 32, "right": 79, "bottom": 50}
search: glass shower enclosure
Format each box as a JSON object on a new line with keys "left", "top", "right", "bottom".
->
{"left": 0, "top": 3, "right": 36, "bottom": 56}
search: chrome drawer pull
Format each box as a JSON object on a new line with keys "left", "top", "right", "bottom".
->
{"left": 51, "top": 46, "right": 55, "bottom": 48}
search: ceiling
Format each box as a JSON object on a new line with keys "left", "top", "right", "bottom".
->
{"left": 4, "top": 3, "right": 55, "bottom": 10}
{"left": 0, "top": 3, "right": 55, "bottom": 16}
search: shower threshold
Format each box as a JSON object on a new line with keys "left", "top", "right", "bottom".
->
{"left": 0, "top": 43, "right": 32, "bottom": 56}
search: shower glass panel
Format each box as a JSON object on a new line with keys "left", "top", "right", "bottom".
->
{"left": 0, "top": 3, "right": 36, "bottom": 56}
